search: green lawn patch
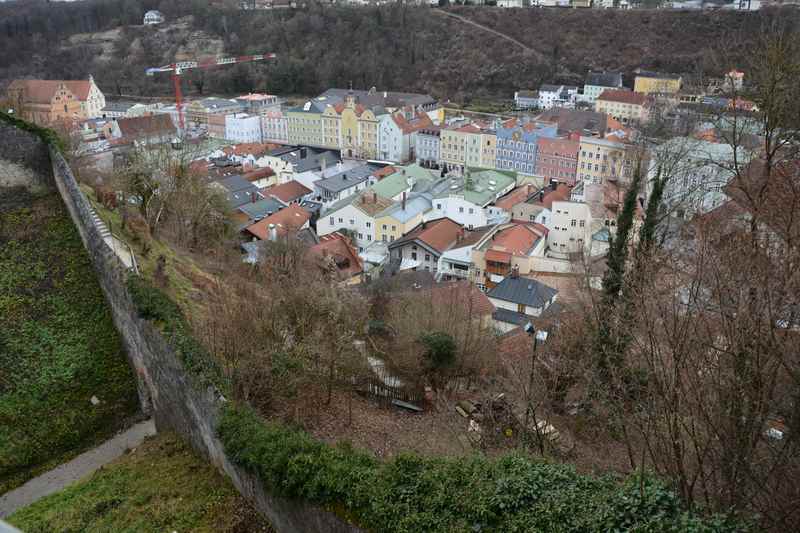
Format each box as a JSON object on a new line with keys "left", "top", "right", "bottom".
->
{"left": 8, "top": 432, "right": 272, "bottom": 533}
{"left": 0, "top": 191, "right": 139, "bottom": 493}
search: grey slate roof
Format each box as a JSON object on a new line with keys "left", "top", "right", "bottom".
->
{"left": 315, "top": 164, "right": 380, "bottom": 193}
{"left": 319, "top": 88, "right": 436, "bottom": 109}
{"left": 217, "top": 175, "right": 262, "bottom": 209}
{"left": 218, "top": 175, "right": 253, "bottom": 193}
{"left": 492, "top": 308, "right": 530, "bottom": 326}
{"left": 238, "top": 197, "right": 285, "bottom": 221}
{"left": 585, "top": 71, "right": 624, "bottom": 88}
{"left": 487, "top": 276, "right": 558, "bottom": 309}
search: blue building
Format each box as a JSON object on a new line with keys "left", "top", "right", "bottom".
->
{"left": 494, "top": 119, "right": 558, "bottom": 177}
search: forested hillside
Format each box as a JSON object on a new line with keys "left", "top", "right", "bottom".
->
{"left": 1, "top": 1, "right": 797, "bottom": 100}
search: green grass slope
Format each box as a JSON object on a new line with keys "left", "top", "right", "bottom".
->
{"left": 8, "top": 432, "right": 271, "bottom": 533}
{"left": 0, "top": 190, "right": 139, "bottom": 493}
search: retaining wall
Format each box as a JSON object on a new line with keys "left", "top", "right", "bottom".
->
{"left": 0, "top": 123, "right": 360, "bottom": 533}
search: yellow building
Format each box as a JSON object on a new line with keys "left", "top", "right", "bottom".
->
{"left": 441, "top": 123, "right": 497, "bottom": 172}
{"left": 633, "top": 70, "right": 682, "bottom": 95}
{"left": 577, "top": 136, "right": 636, "bottom": 185}
{"left": 594, "top": 89, "right": 649, "bottom": 125}
{"left": 287, "top": 99, "right": 325, "bottom": 146}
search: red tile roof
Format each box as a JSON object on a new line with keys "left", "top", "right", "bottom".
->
{"left": 116, "top": 114, "right": 175, "bottom": 139}
{"left": 598, "top": 89, "right": 647, "bottom": 106}
{"left": 489, "top": 224, "right": 544, "bottom": 256}
{"left": 495, "top": 184, "right": 536, "bottom": 211}
{"left": 244, "top": 204, "right": 310, "bottom": 240}
{"left": 243, "top": 167, "right": 275, "bottom": 182}
{"left": 537, "top": 137, "right": 579, "bottom": 157}
{"left": 392, "top": 110, "right": 433, "bottom": 135}
{"left": 542, "top": 184, "right": 572, "bottom": 210}
{"left": 486, "top": 249, "right": 513, "bottom": 263}
{"left": 308, "top": 232, "right": 363, "bottom": 279}
{"left": 372, "top": 166, "right": 397, "bottom": 179}
{"left": 223, "top": 143, "right": 278, "bottom": 157}
{"left": 395, "top": 218, "right": 463, "bottom": 254}
{"left": 9, "top": 79, "right": 92, "bottom": 104}
{"left": 264, "top": 180, "right": 311, "bottom": 203}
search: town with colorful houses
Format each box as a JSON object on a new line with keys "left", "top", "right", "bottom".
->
{"left": 5, "top": 67, "right": 757, "bottom": 331}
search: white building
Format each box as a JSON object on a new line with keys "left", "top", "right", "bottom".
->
{"left": 317, "top": 192, "right": 393, "bottom": 252}
{"left": 538, "top": 84, "right": 579, "bottom": 110}
{"left": 545, "top": 200, "right": 592, "bottom": 259}
{"left": 261, "top": 107, "right": 289, "bottom": 144}
{"left": 414, "top": 127, "right": 440, "bottom": 166}
{"left": 225, "top": 113, "right": 263, "bottom": 144}
{"left": 143, "top": 10, "right": 164, "bottom": 25}
{"left": 378, "top": 113, "right": 409, "bottom": 163}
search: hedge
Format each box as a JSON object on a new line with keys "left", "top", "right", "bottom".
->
{"left": 218, "top": 404, "right": 748, "bottom": 533}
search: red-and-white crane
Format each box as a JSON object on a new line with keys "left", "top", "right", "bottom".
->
{"left": 145, "top": 52, "right": 277, "bottom": 133}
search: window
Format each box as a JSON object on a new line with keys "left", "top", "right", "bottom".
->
{"left": 338, "top": 217, "right": 343, "bottom": 223}
{"left": 390, "top": 236, "right": 395, "bottom": 242}
{"left": 459, "top": 207, "right": 464, "bottom": 213}
{"left": 358, "top": 233, "right": 363, "bottom": 239}
{"left": 571, "top": 219, "right": 576, "bottom": 227}
{"left": 412, "top": 245, "right": 417, "bottom": 250}
{"left": 425, "top": 254, "right": 430, "bottom": 261}
{"left": 366, "top": 222, "right": 371, "bottom": 228}
{"left": 411, "top": 252, "right": 417, "bottom": 260}
{"left": 329, "top": 216, "right": 334, "bottom": 225}
{"left": 392, "top": 225, "right": 396, "bottom": 231}
{"left": 382, "top": 234, "right": 387, "bottom": 242}
{"left": 468, "top": 208, "right": 474, "bottom": 214}
{"left": 367, "top": 235, "right": 372, "bottom": 241}
{"left": 436, "top": 203, "right": 442, "bottom": 210}
{"left": 579, "top": 220, "right": 585, "bottom": 228}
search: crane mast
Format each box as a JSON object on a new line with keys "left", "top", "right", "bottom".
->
{"left": 145, "top": 53, "right": 277, "bottom": 134}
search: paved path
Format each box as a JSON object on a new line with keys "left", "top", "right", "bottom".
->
{"left": 434, "top": 9, "right": 541, "bottom": 58}
{"left": 0, "top": 420, "right": 156, "bottom": 518}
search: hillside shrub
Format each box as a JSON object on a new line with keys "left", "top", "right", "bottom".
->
{"left": 126, "top": 275, "right": 227, "bottom": 392}
{"left": 218, "top": 404, "right": 748, "bottom": 533}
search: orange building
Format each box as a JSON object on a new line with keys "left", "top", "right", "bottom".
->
{"left": 7, "top": 78, "right": 106, "bottom": 126}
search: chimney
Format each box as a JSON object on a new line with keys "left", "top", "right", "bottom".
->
{"left": 539, "top": 190, "right": 545, "bottom": 201}
{"left": 372, "top": 191, "right": 378, "bottom": 203}
{"left": 299, "top": 147, "right": 307, "bottom": 159}
{"left": 402, "top": 191, "right": 407, "bottom": 210}
{"left": 268, "top": 223, "right": 277, "bottom": 241}
{"left": 342, "top": 173, "right": 347, "bottom": 180}
{"left": 511, "top": 265, "right": 519, "bottom": 279}
{"left": 251, "top": 191, "right": 257, "bottom": 203}
{"left": 550, "top": 180, "right": 558, "bottom": 191}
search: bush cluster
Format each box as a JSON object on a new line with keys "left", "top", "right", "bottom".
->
{"left": 126, "top": 276, "right": 227, "bottom": 391}
{"left": 218, "top": 405, "right": 747, "bottom": 533}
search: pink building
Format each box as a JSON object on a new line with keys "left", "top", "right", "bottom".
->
{"left": 535, "top": 136, "right": 579, "bottom": 186}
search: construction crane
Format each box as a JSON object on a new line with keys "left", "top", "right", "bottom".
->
{"left": 145, "top": 53, "right": 277, "bottom": 133}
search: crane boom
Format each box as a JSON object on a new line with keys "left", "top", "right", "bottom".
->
{"left": 145, "top": 52, "right": 277, "bottom": 133}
